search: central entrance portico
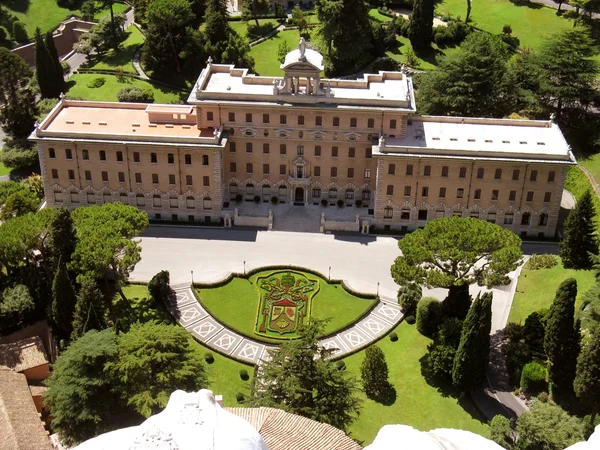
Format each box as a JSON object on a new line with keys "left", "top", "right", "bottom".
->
{"left": 294, "top": 187, "right": 304, "bottom": 204}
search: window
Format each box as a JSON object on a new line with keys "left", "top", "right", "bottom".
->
{"left": 185, "top": 154, "right": 192, "bottom": 165}
{"left": 424, "top": 165, "right": 431, "bottom": 176}
{"left": 422, "top": 186, "right": 429, "bottom": 197}
{"left": 441, "top": 166, "right": 449, "bottom": 177}
{"left": 364, "top": 169, "right": 371, "bottom": 179}
{"left": 263, "top": 143, "right": 270, "bottom": 154}
{"left": 298, "top": 115, "right": 304, "bottom": 125}
{"left": 348, "top": 147, "right": 355, "bottom": 158}
{"left": 65, "top": 149, "right": 72, "bottom": 159}
{"left": 390, "top": 119, "right": 397, "bottom": 129}
{"left": 207, "top": 111, "right": 214, "bottom": 121}
{"left": 509, "top": 190, "right": 516, "bottom": 201}
{"left": 459, "top": 167, "right": 467, "bottom": 178}
{"left": 457, "top": 188, "right": 464, "bottom": 199}
{"left": 400, "top": 210, "right": 410, "bottom": 220}
{"left": 230, "top": 142, "right": 236, "bottom": 153}
{"left": 135, "top": 173, "right": 142, "bottom": 183}
{"left": 406, "top": 165, "right": 413, "bottom": 175}
{"left": 331, "top": 167, "right": 338, "bottom": 177}
{"left": 230, "top": 162, "right": 237, "bottom": 172}
{"left": 263, "top": 114, "right": 269, "bottom": 123}
{"left": 280, "top": 114, "right": 287, "bottom": 125}
{"left": 548, "top": 171, "right": 556, "bottom": 182}
{"left": 49, "top": 148, "right": 56, "bottom": 159}
{"left": 495, "top": 168, "right": 502, "bottom": 180}
{"left": 384, "top": 207, "right": 393, "bottom": 219}
{"left": 169, "top": 174, "right": 176, "bottom": 185}
{"left": 280, "top": 164, "right": 286, "bottom": 175}
{"left": 530, "top": 170, "right": 538, "bottom": 181}
{"left": 315, "top": 146, "right": 321, "bottom": 157}
{"left": 539, "top": 213, "right": 548, "bottom": 226}
{"left": 512, "top": 169, "right": 520, "bottom": 181}
{"left": 101, "top": 171, "right": 108, "bottom": 182}
{"left": 169, "top": 197, "right": 177, "bottom": 208}
{"left": 387, "top": 185, "right": 394, "bottom": 195}
{"left": 314, "top": 166, "right": 321, "bottom": 177}
{"left": 368, "top": 118, "right": 375, "bottom": 128}
{"left": 477, "top": 168, "right": 484, "bottom": 179}
{"left": 544, "top": 192, "right": 552, "bottom": 202}
{"left": 280, "top": 144, "right": 287, "bottom": 155}
{"left": 363, "top": 190, "right": 371, "bottom": 200}
{"left": 418, "top": 209, "right": 428, "bottom": 221}
{"left": 116, "top": 151, "right": 123, "bottom": 162}
{"left": 474, "top": 189, "right": 481, "bottom": 200}
{"left": 404, "top": 186, "right": 411, "bottom": 196}
{"left": 504, "top": 214, "right": 514, "bottom": 225}
{"left": 346, "top": 189, "right": 354, "bottom": 200}
{"left": 81, "top": 149, "right": 88, "bottom": 160}
{"left": 315, "top": 116, "right": 322, "bottom": 126}
{"left": 246, "top": 163, "right": 253, "bottom": 174}
{"left": 151, "top": 153, "right": 157, "bottom": 163}
{"left": 134, "top": 152, "right": 140, "bottom": 163}
{"left": 186, "top": 175, "right": 193, "bottom": 186}
{"left": 332, "top": 146, "right": 338, "bottom": 157}
{"left": 118, "top": 172, "right": 125, "bottom": 183}
{"left": 203, "top": 197, "right": 212, "bottom": 210}
{"left": 366, "top": 148, "right": 372, "bottom": 158}
{"left": 153, "top": 195, "right": 161, "bottom": 207}
{"left": 487, "top": 213, "right": 496, "bottom": 223}
{"left": 135, "top": 194, "right": 145, "bottom": 207}
{"left": 84, "top": 170, "right": 91, "bottom": 181}
{"left": 347, "top": 168, "right": 354, "bottom": 178}
{"left": 202, "top": 155, "right": 209, "bottom": 166}
{"left": 491, "top": 190, "right": 499, "bottom": 200}
{"left": 263, "top": 164, "right": 270, "bottom": 174}
{"left": 439, "top": 187, "right": 446, "bottom": 198}
{"left": 526, "top": 191, "right": 534, "bottom": 202}
{"left": 203, "top": 176, "right": 210, "bottom": 186}
{"left": 388, "top": 164, "right": 396, "bottom": 175}
{"left": 168, "top": 153, "right": 174, "bottom": 164}
{"left": 66, "top": 169, "right": 74, "bottom": 180}
{"left": 228, "top": 112, "right": 235, "bottom": 122}
{"left": 521, "top": 213, "right": 531, "bottom": 226}
{"left": 246, "top": 113, "right": 252, "bottom": 123}
{"left": 313, "top": 188, "right": 321, "bottom": 198}
{"left": 186, "top": 196, "right": 195, "bottom": 210}
{"left": 246, "top": 142, "right": 253, "bottom": 153}
{"left": 333, "top": 117, "right": 340, "bottom": 127}
{"left": 152, "top": 173, "right": 159, "bottom": 184}
{"left": 350, "top": 118, "right": 357, "bottom": 128}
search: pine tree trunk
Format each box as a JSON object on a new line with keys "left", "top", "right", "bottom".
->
{"left": 167, "top": 24, "right": 181, "bottom": 73}
{"left": 466, "top": 0, "right": 471, "bottom": 22}
{"left": 558, "top": 1, "right": 562, "bottom": 12}
{"left": 109, "top": 2, "right": 118, "bottom": 51}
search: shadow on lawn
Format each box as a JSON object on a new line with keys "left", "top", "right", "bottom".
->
{"left": 367, "top": 382, "right": 398, "bottom": 406}
{"left": 2, "top": 0, "right": 30, "bottom": 13}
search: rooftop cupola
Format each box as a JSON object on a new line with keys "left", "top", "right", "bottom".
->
{"left": 275, "top": 38, "right": 325, "bottom": 96}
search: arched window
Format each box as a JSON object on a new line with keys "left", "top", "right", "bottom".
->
{"left": 203, "top": 197, "right": 212, "bottom": 210}
{"left": 136, "top": 194, "right": 145, "bottom": 206}
{"left": 153, "top": 194, "right": 161, "bottom": 207}
{"left": 262, "top": 185, "right": 270, "bottom": 197}
{"left": 186, "top": 196, "right": 195, "bottom": 209}
{"left": 328, "top": 188, "right": 338, "bottom": 199}
{"left": 539, "top": 213, "right": 548, "bottom": 226}
{"left": 521, "top": 213, "right": 531, "bottom": 226}
{"left": 246, "top": 183, "right": 254, "bottom": 196}
{"left": 384, "top": 207, "right": 393, "bottom": 219}
{"left": 345, "top": 189, "right": 354, "bottom": 200}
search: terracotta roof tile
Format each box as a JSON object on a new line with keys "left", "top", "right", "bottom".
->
{"left": 0, "top": 337, "right": 49, "bottom": 373}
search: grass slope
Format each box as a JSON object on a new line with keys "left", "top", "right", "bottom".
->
{"left": 86, "top": 25, "right": 144, "bottom": 73}
{"left": 344, "top": 322, "right": 489, "bottom": 444}
{"left": 565, "top": 166, "right": 600, "bottom": 229}
{"left": 368, "top": 8, "right": 394, "bottom": 22}
{"left": 510, "top": 261, "right": 595, "bottom": 324}
{"left": 229, "top": 19, "right": 279, "bottom": 42}
{"left": 579, "top": 154, "right": 600, "bottom": 186}
{"left": 250, "top": 29, "right": 304, "bottom": 76}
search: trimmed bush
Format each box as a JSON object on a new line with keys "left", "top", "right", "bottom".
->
{"left": 405, "top": 315, "right": 416, "bottom": 325}
{"left": 116, "top": 86, "right": 154, "bottom": 103}
{"left": 253, "top": 195, "right": 261, "bottom": 203}
{"left": 524, "top": 254, "right": 559, "bottom": 270}
{"left": 336, "top": 360, "right": 346, "bottom": 371}
{"left": 321, "top": 199, "right": 328, "bottom": 206}
{"left": 416, "top": 297, "right": 443, "bottom": 337}
{"left": 1, "top": 145, "right": 39, "bottom": 169}
{"left": 236, "top": 392, "right": 245, "bottom": 403}
{"left": 355, "top": 199, "right": 362, "bottom": 207}
{"left": 235, "top": 194, "right": 243, "bottom": 202}
{"left": 87, "top": 77, "right": 106, "bottom": 89}
{"left": 239, "top": 369, "right": 249, "bottom": 381}
{"left": 12, "top": 21, "right": 27, "bottom": 42}
{"left": 271, "top": 196, "right": 279, "bottom": 204}
{"left": 204, "top": 352, "right": 214, "bottom": 364}
{"left": 520, "top": 361, "right": 548, "bottom": 395}
{"left": 337, "top": 199, "right": 344, "bottom": 207}
{"left": 389, "top": 332, "right": 398, "bottom": 342}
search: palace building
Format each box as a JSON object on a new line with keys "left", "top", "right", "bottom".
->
{"left": 31, "top": 40, "right": 576, "bottom": 237}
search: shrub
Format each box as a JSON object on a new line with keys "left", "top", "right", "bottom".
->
{"left": 87, "top": 77, "right": 106, "bottom": 89}
{"left": 355, "top": 199, "right": 362, "bottom": 207}
{"left": 204, "top": 352, "right": 214, "bottom": 364}
{"left": 271, "top": 196, "right": 279, "bottom": 204}
{"left": 502, "top": 24, "right": 513, "bottom": 35}
{"left": 520, "top": 361, "right": 547, "bottom": 395}
{"left": 239, "top": 369, "right": 249, "bottom": 380}
{"left": 1, "top": 145, "right": 39, "bottom": 169}
{"left": 337, "top": 199, "right": 344, "bottom": 207}
{"left": 253, "top": 195, "right": 261, "bottom": 203}
{"left": 116, "top": 86, "right": 154, "bottom": 103}
{"left": 524, "top": 254, "right": 559, "bottom": 270}
{"left": 389, "top": 332, "right": 398, "bottom": 342}
{"left": 0, "top": 27, "right": 7, "bottom": 41}
{"left": 148, "top": 271, "right": 170, "bottom": 305}
{"left": 235, "top": 194, "right": 243, "bottom": 202}
{"left": 336, "top": 360, "right": 346, "bottom": 371}
{"left": 416, "top": 297, "right": 443, "bottom": 337}
{"left": 405, "top": 315, "right": 416, "bottom": 325}
{"left": 236, "top": 392, "right": 245, "bottom": 403}
{"left": 321, "top": 199, "right": 328, "bottom": 206}
{"left": 61, "top": 60, "right": 71, "bottom": 76}
{"left": 433, "top": 21, "right": 471, "bottom": 46}
{"left": 12, "top": 21, "right": 27, "bottom": 42}
{"left": 397, "top": 283, "right": 422, "bottom": 314}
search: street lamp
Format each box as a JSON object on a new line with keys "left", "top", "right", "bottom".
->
{"left": 377, "top": 282, "right": 380, "bottom": 297}
{"left": 328, "top": 266, "right": 331, "bottom": 282}
{"left": 191, "top": 270, "right": 194, "bottom": 285}
{"left": 244, "top": 260, "right": 246, "bottom": 275}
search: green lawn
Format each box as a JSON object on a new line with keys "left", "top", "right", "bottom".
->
{"left": 229, "top": 19, "right": 279, "bottom": 42}
{"left": 578, "top": 154, "right": 600, "bottom": 188}
{"left": 197, "top": 270, "right": 375, "bottom": 343}
{"left": 510, "top": 261, "right": 595, "bottom": 324}
{"left": 66, "top": 73, "right": 186, "bottom": 103}
{"left": 565, "top": 166, "right": 600, "bottom": 229}
{"left": 385, "top": 35, "right": 461, "bottom": 71}
{"left": 369, "top": 8, "right": 394, "bottom": 22}
{"left": 0, "top": 155, "right": 11, "bottom": 176}
{"left": 344, "top": 322, "right": 489, "bottom": 444}
{"left": 437, "top": 0, "right": 574, "bottom": 51}
{"left": 85, "top": 25, "right": 144, "bottom": 74}
{"left": 122, "top": 284, "right": 150, "bottom": 299}
{"left": 5, "top": 0, "right": 129, "bottom": 36}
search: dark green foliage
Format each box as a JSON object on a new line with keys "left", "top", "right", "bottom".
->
{"left": 408, "top": 0, "right": 434, "bottom": 51}
{"left": 148, "top": 271, "right": 171, "bottom": 305}
{"left": 105, "top": 322, "right": 208, "bottom": 418}
{"left": 1, "top": 144, "right": 39, "bottom": 170}
{"left": 520, "top": 361, "right": 548, "bottom": 395}
{"left": 0, "top": 284, "right": 35, "bottom": 328}
{"left": 544, "top": 278, "right": 580, "bottom": 396}
{"left": 560, "top": 190, "right": 598, "bottom": 269}
{"left": 524, "top": 254, "right": 559, "bottom": 270}
{"left": 71, "top": 276, "right": 107, "bottom": 340}
{"left": 336, "top": 360, "right": 346, "bottom": 371}
{"left": 432, "top": 21, "right": 471, "bottom": 46}
{"left": 45, "top": 31, "right": 66, "bottom": 98}
{"left": 239, "top": 369, "right": 249, "bottom": 380}
{"left": 51, "top": 258, "right": 77, "bottom": 338}
{"left": 236, "top": 392, "right": 245, "bottom": 403}
{"left": 416, "top": 297, "right": 443, "bottom": 338}
{"left": 204, "top": 0, "right": 229, "bottom": 46}
{"left": 389, "top": 332, "right": 398, "bottom": 341}
{"left": 361, "top": 346, "right": 390, "bottom": 400}
{"left": 574, "top": 328, "right": 600, "bottom": 423}
{"left": 452, "top": 292, "right": 493, "bottom": 393}
{"left": 397, "top": 283, "right": 422, "bottom": 314}
{"left": 37, "top": 98, "right": 60, "bottom": 122}
{"left": 0, "top": 190, "right": 39, "bottom": 220}
{"left": 12, "top": 21, "right": 27, "bottom": 42}
{"left": 490, "top": 415, "right": 515, "bottom": 450}
{"left": 117, "top": 86, "right": 155, "bottom": 103}
{"left": 87, "top": 77, "right": 106, "bottom": 88}
{"left": 405, "top": 315, "right": 415, "bottom": 324}
{"left": 205, "top": 352, "right": 214, "bottom": 363}
{"left": 523, "top": 311, "right": 546, "bottom": 356}
{"left": 35, "top": 28, "right": 51, "bottom": 99}
{"left": 140, "top": 24, "right": 174, "bottom": 77}
{"left": 416, "top": 33, "right": 516, "bottom": 118}
{"left": 251, "top": 321, "right": 361, "bottom": 431}
{"left": 50, "top": 208, "right": 77, "bottom": 266}
{"left": 442, "top": 284, "right": 471, "bottom": 320}
{"left": 425, "top": 317, "right": 462, "bottom": 381}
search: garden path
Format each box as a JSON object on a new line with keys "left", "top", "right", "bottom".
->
{"left": 165, "top": 282, "right": 403, "bottom": 364}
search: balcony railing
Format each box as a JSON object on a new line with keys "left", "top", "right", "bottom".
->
{"left": 288, "top": 174, "right": 312, "bottom": 185}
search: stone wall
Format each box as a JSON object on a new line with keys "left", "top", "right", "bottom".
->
{"left": 320, "top": 213, "right": 360, "bottom": 232}
{"left": 233, "top": 208, "right": 272, "bottom": 229}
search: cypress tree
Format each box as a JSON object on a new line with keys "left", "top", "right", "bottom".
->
{"left": 45, "top": 31, "right": 65, "bottom": 98}
{"left": 51, "top": 257, "right": 78, "bottom": 338}
{"left": 34, "top": 28, "right": 51, "bottom": 99}
{"left": 560, "top": 189, "right": 598, "bottom": 269}
{"left": 574, "top": 328, "right": 600, "bottom": 424}
{"left": 544, "top": 278, "right": 580, "bottom": 397}
{"left": 452, "top": 291, "right": 493, "bottom": 395}
{"left": 408, "top": 0, "right": 434, "bottom": 52}
{"left": 361, "top": 345, "right": 390, "bottom": 400}
{"left": 71, "top": 276, "right": 107, "bottom": 340}
{"left": 49, "top": 207, "right": 77, "bottom": 267}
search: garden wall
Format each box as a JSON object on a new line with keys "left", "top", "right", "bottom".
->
{"left": 233, "top": 208, "right": 272, "bottom": 229}
{"left": 320, "top": 213, "right": 360, "bottom": 233}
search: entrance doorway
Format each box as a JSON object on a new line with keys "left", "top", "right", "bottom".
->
{"left": 294, "top": 187, "right": 304, "bottom": 203}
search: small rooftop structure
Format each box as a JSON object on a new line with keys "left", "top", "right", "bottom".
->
{"left": 0, "top": 367, "right": 51, "bottom": 450}
{"left": 0, "top": 337, "right": 49, "bottom": 378}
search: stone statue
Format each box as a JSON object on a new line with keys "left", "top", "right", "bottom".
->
{"left": 379, "top": 135, "right": 386, "bottom": 147}
{"left": 299, "top": 37, "right": 306, "bottom": 60}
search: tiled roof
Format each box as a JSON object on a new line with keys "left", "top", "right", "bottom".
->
{"left": 0, "top": 368, "right": 51, "bottom": 450}
{"left": 0, "top": 337, "right": 49, "bottom": 372}
{"left": 226, "top": 407, "right": 362, "bottom": 450}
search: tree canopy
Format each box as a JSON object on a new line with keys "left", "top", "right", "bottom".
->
{"left": 560, "top": 189, "right": 598, "bottom": 269}
{"left": 574, "top": 328, "right": 600, "bottom": 423}
{"left": 408, "top": 0, "right": 434, "bottom": 52}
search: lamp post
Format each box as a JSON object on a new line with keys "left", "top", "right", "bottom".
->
{"left": 377, "top": 282, "right": 380, "bottom": 297}
{"left": 244, "top": 261, "right": 246, "bottom": 275}
{"left": 191, "top": 270, "right": 194, "bottom": 285}
{"left": 328, "top": 266, "right": 331, "bottom": 282}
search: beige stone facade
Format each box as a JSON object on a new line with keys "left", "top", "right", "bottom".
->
{"left": 31, "top": 44, "right": 575, "bottom": 236}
